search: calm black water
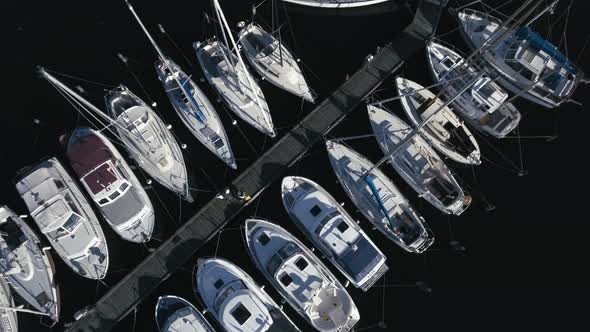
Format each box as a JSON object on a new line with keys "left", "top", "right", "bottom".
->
{"left": 4, "top": 0, "right": 589, "bottom": 331}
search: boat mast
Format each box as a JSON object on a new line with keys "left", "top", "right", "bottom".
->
{"left": 271, "top": 0, "right": 284, "bottom": 66}
{"left": 524, "top": 0, "right": 559, "bottom": 27}
{"left": 213, "top": 0, "right": 269, "bottom": 125}
{"left": 125, "top": 1, "right": 167, "bottom": 62}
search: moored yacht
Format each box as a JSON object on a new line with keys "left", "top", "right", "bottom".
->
{"left": 194, "top": 39, "right": 275, "bottom": 137}
{"left": 0, "top": 206, "right": 59, "bottom": 322}
{"left": 281, "top": 176, "right": 387, "bottom": 291}
{"left": 126, "top": 1, "right": 236, "bottom": 168}
{"left": 368, "top": 105, "right": 471, "bottom": 215}
{"left": 238, "top": 23, "right": 314, "bottom": 102}
{"left": 195, "top": 257, "right": 300, "bottom": 332}
{"left": 0, "top": 274, "right": 18, "bottom": 332}
{"left": 105, "top": 85, "right": 193, "bottom": 202}
{"left": 245, "top": 219, "right": 360, "bottom": 332}
{"left": 15, "top": 157, "right": 109, "bottom": 279}
{"left": 426, "top": 41, "right": 521, "bottom": 138}
{"left": 64, "top": 127, "right": 155, "bottom": 243}
{"left": 155, "top": 295, "right": 214, "bottom": 332}
{"left": 396, "top": 76, "right": 481, "bottom": 165}
{"left": 456, "top": 9, "right": 584, "bottom": 108}
{"left": 326, "top": 140, "right": 433, "bottom": 253}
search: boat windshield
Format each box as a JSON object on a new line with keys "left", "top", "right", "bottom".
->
{"left": 55, "top": 212, "right": 83, "bottom": 238}
{"left": 267, "top": 242, "right": 300, "bottom": 275}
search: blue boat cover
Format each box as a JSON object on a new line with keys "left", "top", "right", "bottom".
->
{"left": 364, "top": 175, "right": 397, "bottom": 231}
{"left": 515, "top": 26, "right": 577, "bottom": 75}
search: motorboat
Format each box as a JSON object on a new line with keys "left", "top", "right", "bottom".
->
{"left": 15, "top": 157, "right": 110, "bottom": 279}
{"left": 395, "top": 76, "right": 481, "bottom": 165}
{"left": 0, "top": 206, "right": 59, "bottom": 321}
{"left": 105, "top": 85, "right": 193, "bottom": 201}
{"left": 64, "top": 127, "right": 155, "bottom": 243}
{"left": 244, "top": 218, "right": 360, "bottom": 332}
{"left": 281, "top": 176, "right": 387, "bottom": 291}
{"left": 238, "top": 23, "right": 314, "bottom": 102}
{"left": 368, "top": 105, "right": 471, "bottom": 215}
{"left": 195, "top": 257, "right": 299, "bottom": 332}
{"left": 155, "top": 295, "right": 215, "bottom": 332}
{"left": 326, "top": 140, "right": 434, "bottom": 253}
{"left": 456, "top": 8, "right": 583, "bottom": 108}
{"left": 426, "top": 40, "right": 521, "bottom": 138}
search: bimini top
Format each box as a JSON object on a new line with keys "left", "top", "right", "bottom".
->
{"left": 0, "top": 206, "right": 60, "bottom": 321}
{"left": 155, "top": 295, "right": 214, "bottom": 332}
{"left": 15, "top": 157, "right": 109, "bottom": 279}
{"left": 195, "top": 257, "right": 299, "bottom": 332}
{"left": 281, "top": 176, "right": 388, "bottom": 291}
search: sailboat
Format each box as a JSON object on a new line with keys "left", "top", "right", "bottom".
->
{"left": 155, "top": 295, "right": 215, "bottom": 332}
{"left": 326, "top": 140, "right": 434, "bottom": 253}
{"left": 0, "top": 206, "right": 60, "bottom": 322}
{"left": 281, "top": 0, "right": 390, "bottom": 9}
{"left": 456, "top": 7, "right": 584, "bottom": 108}
{"left": 395, "top": 77, "right": 481, "bottom": 165}
{"left": 39, "top": 68, "right": 155, "bottom": 243}
{"left": 105, "top": 85, "right": 193, "bottom": 202}
{"left": 426, "top": 41, "right": 522, "bottom": 138}
{"left": 245, "top": 218, "right": 360, "bottom": 332}
{"left": 195, "top": 257, "right": 300, "bottom": 332}
{"left": 281, "top": 176, "right": 388, "bottom": 291}
{"left": 238, "top": 23, "right": 314, "bottom": 102}
{"left": 15, "top": 158, "right": 110, "bottom": 279}
{"left": 194, "top": 0, "right": 275, "bottom": 137}
{"left": 0, "top": 278, "right": 18, "bottom": 332}
{"left": 368, "top": 105, "right": 471, "bottom": 215}
{"left": 125, "top": 1, "right": 236, "bottom": 168}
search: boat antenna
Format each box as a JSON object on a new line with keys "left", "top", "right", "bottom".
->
{"left": 125, "top": 1, "right": 167, "bottom": 62}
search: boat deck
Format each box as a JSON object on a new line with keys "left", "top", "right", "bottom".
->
{"left": 65, "top": 1, "right": 446, "bottom": 330}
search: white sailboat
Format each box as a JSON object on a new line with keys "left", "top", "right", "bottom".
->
{"left": 456, "top": 7, "right": 584, "bottom": 108}
{"left": 395, "top": 77, "right": 481, "bottom": 165}
{"left": 426, "top": 41, "right": 521, "bottom": 138}
{"left": 0, "top": 206, "right": 60, "bottom": 322}
{"left": 245, "top": 218, "right": 360, "bottom": 332}
{"left": 126, "top": 1, "right": 236, "bottom": 168}
{"left": 238, "top": 23, "right": 314, "bottom": 102}
{"left": 194, "top": 0, "right": 275, "bottom": 137}
{"left": 281, "top": 176, "right": 388, "bottom": 291}
{"left": 105, "top": 85, "right": 193, "bottom": 202}
{"left": 195, "top": 257, "right": 300, "bottom": 332}
{"left": 368, "top": 105, "right": 471, "bottom": 215}
{"left": 326, "top": 140, "right": 434, "bottom": 253}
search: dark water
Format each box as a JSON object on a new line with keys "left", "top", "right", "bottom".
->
{"left": 4, "top": 0, "right": 589, "bottom": 331}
